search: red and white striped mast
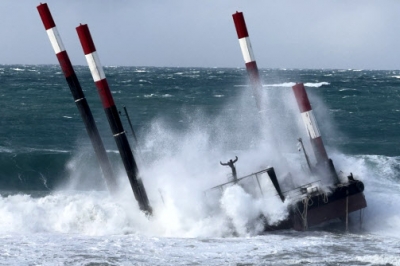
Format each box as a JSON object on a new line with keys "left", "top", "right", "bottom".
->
{"left": 76, "top": 24, "right": 152, "bottom": 214}
{"left": 232, "top": 11, "right": 294, "bottom": 191}
{"left": 232, "top": 11, "right": 262, "bottom": 110}
{"left": 292, "top": 83, "right": 339, "bottom": 183}
{"left": 292, "top": 83, "right": 328, "bottom": 164}
{"left": 37, "top": 3, "right": 117, "bottom": 193}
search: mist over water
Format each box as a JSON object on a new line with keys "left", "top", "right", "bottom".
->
{"left": 136, "top": 93, "right": 293, "bottom": 237}
{"left": 1, "top": 66, "right": 400, "bottom": 264}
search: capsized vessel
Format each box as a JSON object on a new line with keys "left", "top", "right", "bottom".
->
{"left": 205, "top": 12, "right": 367, "bottom": 231}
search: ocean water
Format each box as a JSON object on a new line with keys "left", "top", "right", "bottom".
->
{"left": 0, "top": 65, "right": 400, "bottom": 265}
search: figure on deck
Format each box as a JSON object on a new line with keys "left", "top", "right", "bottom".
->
{"left": 220, "top": 156, "right": 238, "bottom": 183}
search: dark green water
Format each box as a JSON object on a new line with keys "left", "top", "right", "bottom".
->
{"left": 1, "top": 65, "right": 400, "bottom": 190}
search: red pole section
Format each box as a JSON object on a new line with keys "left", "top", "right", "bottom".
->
{"left": 37, "top": 3, "right": 117, "bottom": 193}
{"left": 76, "top": 26, "right": 114, "bottom": 109}
{"left": 76, "top": 24, "right": 152, "bottom": 215}
{"left": 232, "top": 11, "right": 262, "bottom": 110}
{"left": 292, "top": 83, "right": 329, "bottom": 164}
{"left": 37, "top": 3, "right": 70, "bottom": 77}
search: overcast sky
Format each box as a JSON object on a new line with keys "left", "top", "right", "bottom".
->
{"left": 1, "top": 0, "right": 400, "bottom": 70}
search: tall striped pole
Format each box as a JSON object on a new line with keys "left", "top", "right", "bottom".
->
{"left": 292, "top": 83, "right": 339, "bottom": 184}
{"left": 76, "top": 24, "right": 152, "bottom": 214}
{"left": 232, "top": 11, "right": 288, "bottom": 167}
{"left": 232, "top": 11, "right": 262, "bottom": 110}
{"left": 292, "top": 83, "right": 328, "bottom": 165}
{"left": 37, "top": 3, "right": 117, "bottom": 193}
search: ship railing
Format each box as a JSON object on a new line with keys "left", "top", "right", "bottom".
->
{"left": 281, "top": 180, "right": 322, "bottom": 202}
{"left": 205, "top": 168, "right": 323, "bottom": 204}
{"left": 205, "top": 168, "right": 278, "bottom": 199}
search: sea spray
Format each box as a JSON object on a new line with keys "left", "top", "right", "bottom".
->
{"left": 117, "top": 77, "right": 342, "bottom": 236}
{"left": 36, "top": 67, "right": 369, "bottom": 238}
{"left": 1, "top": 66, "right": 399, "bottom": 264}
{"left": 263, "top": 82, "right": 330, "bottom": 88}
{"left": 220, "top": 185, "right": 289, "bottom": 236}
{"left": 328, "top": 152, "right": 400, "bottom": 235}
{"left": 128, "top": 88, "right": 303, "bottom": 236}
{"left": 60, "top": 147, "right": 105, "bottom": 191}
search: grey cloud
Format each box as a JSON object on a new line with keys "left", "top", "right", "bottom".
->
{"left": 1, "top": 0, "right": 400, "bottom": 69}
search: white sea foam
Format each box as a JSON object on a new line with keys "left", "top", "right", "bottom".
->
{"left": 4, "top": 85, "right": 302, "bottom": 238}
{"left": 330, "top": 152, "right": 400, "bottom": 237}
{"left": 0, "top": 146, "right": 13, "bottom": 153}
{"left": 339, "top": 88, "right": 357, "bottom": 91}
{"left": 263, "top": 82, "right": 330, "bottom": 88}
{"left": 139, "top": 79, "right": 152, "bottom": 84}
{"left": 0, "top": 73, "right": 398, "bottom": 264}
{"left": 304, "top": 82, "right": 330, "bottom": 87}
{"left": 263, "top": 82, "right": 296, "bottom": 87}
{"left": 0, "top": 192, "right": 142, "bottom": 235}
{"left": 23, "top": 147, "right": 70, "bottom": 154}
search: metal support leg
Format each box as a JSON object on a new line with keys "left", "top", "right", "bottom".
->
{"left": 345, "top": 190, "right": 349, "bottom": 232}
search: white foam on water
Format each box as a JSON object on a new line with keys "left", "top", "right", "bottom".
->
{"left": 263, "top": 82, "right": 330, "bottom": 88}
{"left": 1, "top": 72, "right": 399, "bottom": 265}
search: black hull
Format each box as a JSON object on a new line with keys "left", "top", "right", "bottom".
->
{"left": 264, "top": 180, "right": 367, "bottom": 231}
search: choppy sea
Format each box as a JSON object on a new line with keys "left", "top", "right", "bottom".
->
{"left": 0, "top": 65, "right": 399, "bottom": 265}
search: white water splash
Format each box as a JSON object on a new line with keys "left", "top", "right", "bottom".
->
{"left": 264, "top": 82, "right": 330, "bottom": 88}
